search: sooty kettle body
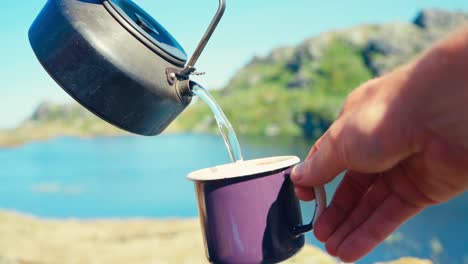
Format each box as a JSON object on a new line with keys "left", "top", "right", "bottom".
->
{"left": 29, "top": 0, "right": 223, "bottom": 135}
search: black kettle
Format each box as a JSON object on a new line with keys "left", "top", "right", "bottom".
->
{"left": 29, "top": 0, "right": 225, "bottom": 135}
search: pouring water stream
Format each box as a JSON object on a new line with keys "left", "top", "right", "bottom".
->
{"left": 190, "top": 82, "right": 244, "bottom": 163}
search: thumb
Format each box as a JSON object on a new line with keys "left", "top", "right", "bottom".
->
{"left": 291, "top": 128, "right": 347, "bottom": 186}
{"left": 291, "top": 110, "right": 414, "bottom": 187}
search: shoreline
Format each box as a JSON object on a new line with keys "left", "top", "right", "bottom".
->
{"left": 0, "top": 132, "right": 186, "bottom": 149}
{"left": 0, "top": 130, "right": 313, "bottom": 150}
{"left": 0, "top": 210, "right": 432, "bottom": 264}
{"left": 0, "top": 117, "right": 184, "bottom": 149}
{"left": 0, "top": 133, "right": 132, "bottom": 149}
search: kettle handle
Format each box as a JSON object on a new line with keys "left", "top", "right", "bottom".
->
{"left": 177, "top": 0, "right": 226, "bottom": 79}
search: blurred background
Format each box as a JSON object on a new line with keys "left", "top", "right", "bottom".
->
{"left": 0, "top": 1, "right": 467, "bottom": 263}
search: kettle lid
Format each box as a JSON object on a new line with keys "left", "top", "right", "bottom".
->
{"left": 104, "top": 0, "right": 188, "bottom": 63}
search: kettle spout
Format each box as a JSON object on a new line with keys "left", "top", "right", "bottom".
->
{"left": 175, "top": 80, "right": 193, "bottom": 104}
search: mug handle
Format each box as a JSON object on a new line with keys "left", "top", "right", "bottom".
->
{"left": 292, "top": 185, "right": 327, "bottom": 236}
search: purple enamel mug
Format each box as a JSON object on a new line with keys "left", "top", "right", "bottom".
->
{"left": 188, "top": 156, "right": 327, "bottom": 264}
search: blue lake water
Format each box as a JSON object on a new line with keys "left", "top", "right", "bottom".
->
{"left": 0, "top": 134, "right": 466, "bottom": 263}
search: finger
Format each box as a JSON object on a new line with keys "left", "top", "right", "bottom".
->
{"left": 314, "top": 171, "right": 377, "bottom": 242}
{"left": 291, "top": 123, "right": 347, "bottom": 186}
{"left": 325, "top": 175, "right": 391, "bottom": 256}
{"left": 334, "top": 166, "right": 427, "bottom": 261}
{"left": 335, "top": 193, "right": 424, "bottom": 262}
{"left": 294, "top": 186, "right": 315, "bottom": 201}
{"left": 305, "top": 133, "right": 328, "bottom": 161}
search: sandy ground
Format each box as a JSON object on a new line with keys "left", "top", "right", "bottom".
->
{"left": 0, "top": 211, "right": 431, "bottom": 264}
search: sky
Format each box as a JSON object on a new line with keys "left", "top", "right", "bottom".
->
{"left": 1, "top": 0, "right": 468, "bottom": 129}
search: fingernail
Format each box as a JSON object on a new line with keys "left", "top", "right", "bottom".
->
{"left": 291, "top": 163, "right": 304, "bottom": 181}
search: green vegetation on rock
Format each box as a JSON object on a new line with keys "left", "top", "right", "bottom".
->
{"left": 313, "top": 40, "right": 373, "bottom": 95}
{"left": 177, "top": 37, "right": 373, "bottom": 140}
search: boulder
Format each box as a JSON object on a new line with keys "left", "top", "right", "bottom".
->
{"left": 414, "top": 9, "right": 468, "bottom": 31}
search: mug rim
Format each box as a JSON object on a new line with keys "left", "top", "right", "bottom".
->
{"left": 187, "top": 156, "right": 301, "bottom": 182}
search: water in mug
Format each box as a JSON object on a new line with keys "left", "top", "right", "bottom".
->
{"left": 191, "top": 85, "right": 244, "bottom": 163}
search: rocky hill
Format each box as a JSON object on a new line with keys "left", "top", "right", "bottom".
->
{"left": 0, "top": 101, "right": 185, "bottom": 147}
{"left": 179, "top": 9, "right": 468, "bottom": 139}
{"left": 1, "top": 9, "right": 467, "bottom": 147}
{"left": 0, "top": 102, "right": 125, "bottom": 147}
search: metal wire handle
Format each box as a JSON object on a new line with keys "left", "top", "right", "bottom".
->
{"left": 177, "top": 0, "right": 226, "bottom": 79}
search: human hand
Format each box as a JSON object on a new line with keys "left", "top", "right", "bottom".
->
{"left": 291, "top": 26, "right": 468, "bottom": 262}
